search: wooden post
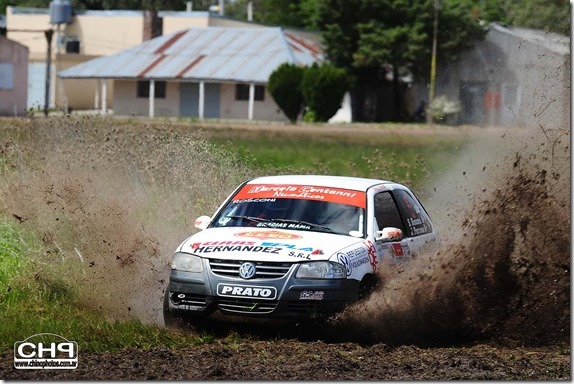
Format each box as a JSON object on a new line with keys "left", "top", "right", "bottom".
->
{"left": 44, "top": 29, "right": 54, "bottom": 117}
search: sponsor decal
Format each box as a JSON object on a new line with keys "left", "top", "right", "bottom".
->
{"left": 261, "top": 241, "right": 314, "bottom": 252}
{"left": 192, "top": 244, "right": 281, "bottom": 254}
{"left": 366, "top": 240, "right": 378, "bottom": 272}
{"left": 288, "top": 251, "right": 311, "bottom": 260}
{"left": 217, "top": 284, "right": 277, "bottom": 300}
{"left": 299, "top": 290, "right": 325, "bottom": 300}
{"left": 14, "top": 333, "right": 78, "bottom": 370}
{"left": 337, "top": 253, "right": 351, "bottom": 276}
{"left": 256, "top": 222, "right": 312, "bottom": 230}
{"left": 337, "top": 252, "right": 370, "bottom": 276}
{"left": 387, "top": 243, "right": 410, "bottom": 259}
{"left": 235, "top": 230, "right": 302, "bottom": 240}
{"left": 233, "top": 184, "right": 366, "bottom": 208}
{"left": 345, "top": 246, "right": 368, "bottom": 260}
{"left": 370, "top": 185, "right": 388, "bottom": 193}
{"left": 232, "top": 198, "right": 276, "bottom": 204}
{"left": 191, "top": 240, "right": 256, "bottom": 249}
{"left": 392, "top": 243, "right": 404, "bottom": 257}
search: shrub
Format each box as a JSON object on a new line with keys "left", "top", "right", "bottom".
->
{"left": 301, "top": 63, "right": 349, "bottom": 122}
{"left": 268, "top": 63, "right": 305, "bottom": 123}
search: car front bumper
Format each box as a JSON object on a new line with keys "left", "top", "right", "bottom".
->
{"left": 166, "top": 260, "right": 359, "bottom": 320}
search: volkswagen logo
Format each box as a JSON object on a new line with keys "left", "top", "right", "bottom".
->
{"left": 238, "top": 262, "right": 257, "bottom": 279}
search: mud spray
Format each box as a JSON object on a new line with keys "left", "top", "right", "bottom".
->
{"left": 0, "top": 117, "right": 254, "bottom": 325}
{"left": 0, "top": 117, "right": 569, "bottom": 347}
{"left": 330, "top": 125, "right": 570, "bottom": 346}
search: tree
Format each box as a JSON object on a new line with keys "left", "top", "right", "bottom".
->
{"left": 484, "top": 0, "right": 570, "bottom": 36}
{"left": 302, "top": 0, "right": 485, "bottom": 122}
{"left": 225, "top": 0, "right": 309, "bottom": 27}
{"left": 301, "top": 63, "right": 349, "bottom": 122}
{"left": 268, "top": 63, "right": 305, "bottom": 123}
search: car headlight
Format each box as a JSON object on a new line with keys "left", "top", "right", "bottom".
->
{"left": 296, "top": 261, "right": 346, "bottom": 279}
{"left": 171, "top": 252, "right": 203, "bottom": 273}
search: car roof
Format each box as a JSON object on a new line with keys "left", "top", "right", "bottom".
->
{"left": 245, "top": 175, "right": 399, "bottom": 192}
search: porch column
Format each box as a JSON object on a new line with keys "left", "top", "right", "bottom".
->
{"left": 94, "top": 79, "right": 100, "bottom": 111}
{"left": 199, "top": 81, "right": 205, "bottom": 120}
{"left": 102, "top": 79, "right": 108, "bottom": 114}
{"left": 149, "top": 79, "right": 155, "bottom": 118}
{"left": 248, "top": 82, "right": 254, "bottom": 120}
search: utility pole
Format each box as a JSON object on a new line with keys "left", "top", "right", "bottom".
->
{"left": 429, "top": 0, "right": 440, "bottom": 104}
{"left": 44, "top": 29, "right": 54, "bottom": 117}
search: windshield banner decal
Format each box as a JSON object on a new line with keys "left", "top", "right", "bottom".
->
{"left": 233, "top": 184, "right": 366, "bottom": 208}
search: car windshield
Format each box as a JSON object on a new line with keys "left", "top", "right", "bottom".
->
{"left": 211, "top": 197, "right": 365, "bottom": 236}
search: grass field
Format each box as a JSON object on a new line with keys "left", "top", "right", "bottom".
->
{"left": 203, "top": 122, "right": 469, "bottom": 193}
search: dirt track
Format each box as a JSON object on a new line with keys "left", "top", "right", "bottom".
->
{"left": 0, "top": 117, "right": 570, "bottom": 380}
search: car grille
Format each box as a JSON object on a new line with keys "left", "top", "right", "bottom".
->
{"left": 218, "top": 298, "right": 278, "bottom": 314}
{"left": 209, "top": 259, "right": 293, "bottom": 279}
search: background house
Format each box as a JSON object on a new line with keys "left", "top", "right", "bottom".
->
{"left": 5, "top": 4, "right": 321, "bottom": 113}
{"left": 58, "top": 27, "right": 324, "bottom": 121}
{"left": 0, "top": 36, "right": 29, "bottom": 116}
{"left": 436, "top": 23, "right": 570, "bottom": 130}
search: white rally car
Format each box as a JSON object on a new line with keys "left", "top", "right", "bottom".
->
{"left": 163, "top": 175, "right": 440, "bottom": 325}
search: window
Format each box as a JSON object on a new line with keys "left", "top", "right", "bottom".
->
{"left": 137, "top": 80, "right": 166, "bottom": 98}
{"left": 393, "top": 190, "right": 432, "bottom": 236}
{"left": 374, "top": 192, "right": 405, "bottom": 233}
{"left": 235, "top": 84, "right": 265, "bottom": 101}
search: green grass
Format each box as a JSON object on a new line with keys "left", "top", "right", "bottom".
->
{"left": 0, "top": 217, "right": 210, "bottom": 353}
{"left": 210, "top": 134, "right": 466, "bottom": 192}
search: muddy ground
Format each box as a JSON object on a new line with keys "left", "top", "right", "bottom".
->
{"left": 0, "top": 117, "right": 570, "bottom": 380}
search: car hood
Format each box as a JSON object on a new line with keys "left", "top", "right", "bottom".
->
{"left": 177, "top": 227, "right": 365, "bottom": 262}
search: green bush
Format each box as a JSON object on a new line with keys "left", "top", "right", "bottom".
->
{"left": 268, "top": 63, "right": 305, "bottom": 123}
{"left": 301, "top": 63, "right": 349, "bottom": 122}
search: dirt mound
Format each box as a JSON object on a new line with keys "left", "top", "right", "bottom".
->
{"left": 330, "top": 127, "right": 570, "bottom": 346}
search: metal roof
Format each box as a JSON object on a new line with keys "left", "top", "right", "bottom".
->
{"left": 58, "top": 27, "right": 324, "bottom": 83}
{"left": 490, "top": 23, "right": 570, "bottom": 56}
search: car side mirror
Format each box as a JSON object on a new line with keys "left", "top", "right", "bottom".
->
{"left": 194, "top": 215, "right": 211, "bottom": 230}
{"left": 375, "top": 227, "right": 404, "bottom": 242}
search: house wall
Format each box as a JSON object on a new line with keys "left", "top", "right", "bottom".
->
{"left": 64, "top": 13, "right": 143, "bottom": 56}
{"left": 437, "top": 24, "right": 570, "bottom": 129}
{"left": 0, "top": 38, "right": 29, "bottom": 116}
{"left": 55, "top": 53, "right": 109, "bottom": 110}
{"left": 114, "top": 80, "right": 287, "bottom": 121}
{"left": 113, "top": 80, "right": 180, "bottom": 117}
{"left": 220, "top": 83, "right": 287, "bottom": 122}
{"left": 5, "top": 8, "right": 51, "bottom": 61}
{"left": 162, "top": 12, "right": 210, "bottom": 32}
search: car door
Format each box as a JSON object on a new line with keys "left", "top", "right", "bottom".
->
{"left": 372, "top": 190, "right": 414, "bottom": 262}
